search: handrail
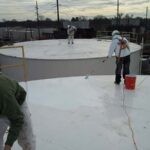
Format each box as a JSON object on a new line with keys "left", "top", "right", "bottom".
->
{"left": 96, "top": 31, "right": 140, "bottom": 43}
{"left": 0, "top": 45, "right": 28, "bottom": 81}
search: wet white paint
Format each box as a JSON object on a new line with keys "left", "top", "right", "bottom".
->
{"left": 12, "top": 75, "right": 150, "bottom": 150}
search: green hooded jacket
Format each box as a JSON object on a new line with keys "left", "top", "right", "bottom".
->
{"left": 0, "top": 73, "right": 26, "bottom": 146}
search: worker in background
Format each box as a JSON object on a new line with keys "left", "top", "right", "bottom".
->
{"left": 67, "top": 25, "right": 77, "bottom": 44}
{"left": 0, "top": 72, "right": 36, "bottom": 150}
{"left": 107, "top": 30, "right": 130, "bottom": 84}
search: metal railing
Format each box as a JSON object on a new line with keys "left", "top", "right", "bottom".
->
{"left": 96, "top": 31, "right": 140, "bottom": 43}
{"left": 0, "top": 45, "right": 28, "bottom": 81}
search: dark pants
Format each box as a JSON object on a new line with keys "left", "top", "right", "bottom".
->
{"left": 115, "top": 55, "right": 130, "bottom": 84}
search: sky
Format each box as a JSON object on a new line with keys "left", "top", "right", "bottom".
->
{"left": 0, "top": 0, "right": 149, "bottom": 21}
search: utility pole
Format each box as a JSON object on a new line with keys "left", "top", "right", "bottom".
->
{"left": 35, "top": 0, "right": 41, "bottom": 40}
{"left": 56, "top": 0, "right": 60, "bottom": 30}
{"left": 29, "top": 21, "right": 33, "bottom": 40}
{"left": 145, "top": 6, "right": 148, "bottom": 31}
{"left": 117, "top": 0, "right": 120, "bottom": 27}
{"left": 144, "top": 6, "right": 149, "bottom": 42}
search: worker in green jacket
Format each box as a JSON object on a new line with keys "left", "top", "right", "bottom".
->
{"left": 0, "top": 73, "right": 36, "bottom": 150}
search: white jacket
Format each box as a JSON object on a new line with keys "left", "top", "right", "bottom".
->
{"left": 108, "top": 35, "right": 130, "bottom": 58}
{"left": 67, "top": 26, "right": 76, "bottom": 36}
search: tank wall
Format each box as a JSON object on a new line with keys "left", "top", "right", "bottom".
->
{"left": 130, "top": 50, "right": 141, "bottom": 74}
{"left": 0, "top": 54, "right": 25, "bottom": 81}
{"left": 0, "top": 50, "right": 141, "bottom": 81}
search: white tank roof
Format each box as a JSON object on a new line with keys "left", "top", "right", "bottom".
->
{"left": 0, "top": 39, "right": 141, "bottom": 60}
{"left": 13, "top": 75, "right": 150, "bottom": 150}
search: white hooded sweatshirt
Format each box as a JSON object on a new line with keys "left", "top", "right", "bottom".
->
{"left": 108, "top": 35, "right": 130, "bottom": 58}
{"left": 67, "top": 26, "right": 77, "bottom": 36}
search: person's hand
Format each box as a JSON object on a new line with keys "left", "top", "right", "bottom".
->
{"left": 4, "top": 145, "right": 11, "bottom": 150}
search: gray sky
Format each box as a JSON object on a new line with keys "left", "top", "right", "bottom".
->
{"left": 0, "top": 0, "right": 149, "bottom": 21}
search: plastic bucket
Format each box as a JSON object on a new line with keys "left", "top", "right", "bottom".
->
{"left": 125, "top": 75, "right": 136, "bottom": 90}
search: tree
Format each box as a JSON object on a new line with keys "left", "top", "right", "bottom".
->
{"left": 78, "top": 16, "right": 87, "bottom": 21}
{"left": 2, "top": 19, "right": 7, "bottom": 22}
{"left": 39, "top": 15, "right": 45, "bottom": 21}
{"left": 11, "top": 19, "right": 18, "bottom": 22}
{"left": 71, "top": 16, "right": 87, "bottom": 22}
{"left": 124, "top": 14, "right": 134, "bottom": 19}
{"left": 45, "top": 18, "right": 52, "bottom": 21}
{"left": 94, "top": 15, "right": 107, "bottom": 20}
{"left": 124, "top": 14, "right": 134, "bottom": 26}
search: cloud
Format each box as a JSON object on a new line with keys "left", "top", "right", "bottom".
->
{"left": 0, "top": 0, "right": 149, "bottom": 21}
{"left": 125, "top": 0, "right": 149, "bottom": 5}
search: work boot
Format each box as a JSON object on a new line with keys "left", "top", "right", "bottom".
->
{"left": 114, "top": 81, "right": 120, "bottom": 85}
{"left": 115, "top": 75, "right": 121, "bottom": 85}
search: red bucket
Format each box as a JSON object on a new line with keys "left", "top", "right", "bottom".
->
{"left": 125, "top": 75, "right": 136, "bottom": 90}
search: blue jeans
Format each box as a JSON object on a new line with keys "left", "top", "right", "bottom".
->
{"left": 115, "top": 55, "right": 130, "bottom": 83}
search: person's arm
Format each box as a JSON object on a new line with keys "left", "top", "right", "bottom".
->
{"left": 125, "top": 38, "right": 130, "bottom": 51}
{"left": 67, "top": 29, "right": 70, "bottom": 35}
{"left": 4, "top": 145, "right": 11, "bottom": 150}
{"left": 108, "top": 40, "right": 116, "bottom": 58}
{"left": 15, "top": 82, "right": 26, "bottom": 105}
{"left": 74, "top": 27, "right": 77, "bottom": 32}
{"left": 2, "top": 94, "right": 24, "bottom": 147}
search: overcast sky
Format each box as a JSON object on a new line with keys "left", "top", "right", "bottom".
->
{"left": 0, "top": 0, "right": 149, "bottom": 21}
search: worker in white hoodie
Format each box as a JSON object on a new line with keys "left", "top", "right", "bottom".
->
{"left": 108, "top": 30, "right": 130, "bottom": 84}
{"left": 67, "top": 25, "right": 77, "bottom": 44}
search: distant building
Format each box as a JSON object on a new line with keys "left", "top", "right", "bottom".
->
{"left": 0, "top": 27, "right": 57, "bottom": 41}
{"left": 112, "top": 18, "right": 141, "bottom": 26}
{"left": 63, "top": 21, "right": 90, "bottom": 29}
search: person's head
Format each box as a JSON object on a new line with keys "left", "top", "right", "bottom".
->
{"left": 112, "top": 30, "right": 120, "bottom": 36}
{"left": 68, "top": 25, "right": 71, "bottom": 28}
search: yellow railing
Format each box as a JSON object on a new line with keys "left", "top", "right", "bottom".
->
{"left": 0, "top": 46, "right": 28, "bottom": 81}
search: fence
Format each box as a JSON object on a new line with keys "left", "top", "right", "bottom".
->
{"left": 96, "top": 31, "right": 140, "bottom": 43}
